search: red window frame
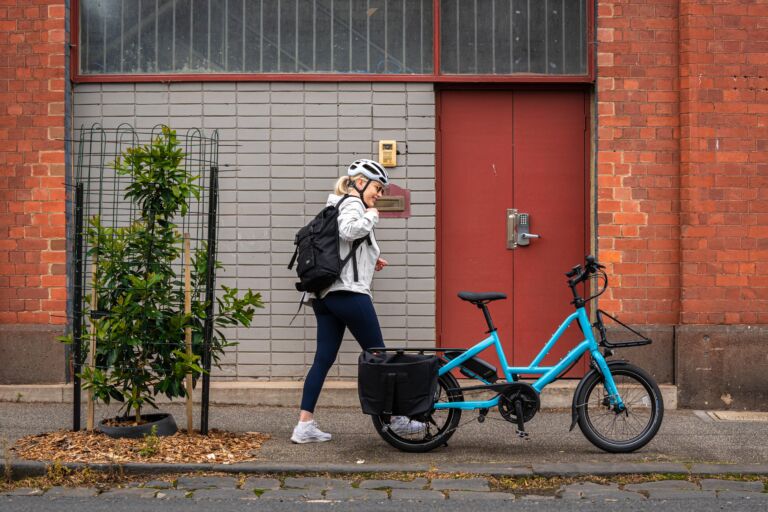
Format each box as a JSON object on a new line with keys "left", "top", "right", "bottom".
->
{"left": 71, "top": 0, "right": 594, "bottom": 84}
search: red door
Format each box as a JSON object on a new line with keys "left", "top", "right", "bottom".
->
{"left": 437, "top": 89, "right": 588, "bottom": 375}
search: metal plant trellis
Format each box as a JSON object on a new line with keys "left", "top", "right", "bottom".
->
{"left": 70, "top": 123, "right": 220, "bottom": 435}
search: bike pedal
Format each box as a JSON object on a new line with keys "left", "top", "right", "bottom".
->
{"left": 516, "top": 429, "right": 530, "bottom": 439}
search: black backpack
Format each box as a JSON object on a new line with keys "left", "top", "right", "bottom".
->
{"left": 288, "top": 195, "right": 371, "bottom": 294}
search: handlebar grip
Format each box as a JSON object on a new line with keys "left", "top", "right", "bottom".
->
{"left": 565, "top": 265, "right": 581, "bottom": 278}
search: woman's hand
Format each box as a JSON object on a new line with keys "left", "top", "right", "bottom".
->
{"left": 375, "top": 257, "right": 388, "bottom": 272}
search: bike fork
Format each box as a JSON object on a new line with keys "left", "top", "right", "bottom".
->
{"left": 592, "top": 353, "right": 626, "bottom": 411}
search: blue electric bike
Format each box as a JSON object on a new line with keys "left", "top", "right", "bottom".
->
{"left": 371, "top": 256, "right": 664, "bottom": 453}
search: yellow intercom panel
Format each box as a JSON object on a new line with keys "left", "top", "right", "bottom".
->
{"left": 379, "top": 140, "right": 397, "bottom": 167}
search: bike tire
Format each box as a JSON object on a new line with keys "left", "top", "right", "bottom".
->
{"left": 372, "top": 371, "right": 463, "bottom": 453}
{"left": 576, "top": 362, "right": 663, "bottom": 453}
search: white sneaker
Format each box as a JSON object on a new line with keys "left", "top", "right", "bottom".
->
{"left": 291, "top": 420, "right": 332, "bottom": 444}
{"left": 389, "top": 416, "right": 426, "bottom": 436}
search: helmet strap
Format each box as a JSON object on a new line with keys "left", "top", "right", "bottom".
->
{"left": 351, "top": 178, "right": 372, "bottom": 208}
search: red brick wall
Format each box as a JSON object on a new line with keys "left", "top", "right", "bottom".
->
{"left": 0, "top": 1, "right": 66, "bottom": 325}
{"left": 599, "top": 0, "right": 768, "bottom": 326}
{"left": 679, "top": 0, "right": 768, "bottom": 324}
{"left": 2, "top": 1, "right": 765, "bottom": 329}
{"left": 597, "top": 0, "right": 682, "bottom": 324}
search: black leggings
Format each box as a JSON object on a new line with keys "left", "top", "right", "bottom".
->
{"left": 300, "top": 291, "right": 384, "bottom": 413}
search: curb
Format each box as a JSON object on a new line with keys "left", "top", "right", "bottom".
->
{"left": 3, "top": 459, "right": 767, "bottom": 481}
{"left": 0, "top": 381, "right": 680, "bottom": 410}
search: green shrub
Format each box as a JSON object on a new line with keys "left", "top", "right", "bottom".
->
{"left": 64, "top": 127, "right": 263, "bottom": 423}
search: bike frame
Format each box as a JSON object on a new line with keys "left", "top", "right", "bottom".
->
{"left": 434, "top": 305, "right": 625, "bottom": 411}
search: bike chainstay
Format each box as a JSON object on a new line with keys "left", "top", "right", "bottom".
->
{"left": 433, "top": 383, "right": 539, "bottom": 438}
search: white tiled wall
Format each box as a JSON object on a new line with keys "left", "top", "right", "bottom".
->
{"left": 73, "top": 81, "right": 436, "bottom": 380}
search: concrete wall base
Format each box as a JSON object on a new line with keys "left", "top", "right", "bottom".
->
{"left": 0, "top": 325, "right": 66, "bottom": 384}
{"left": 676, "top": 325, "right": 768, "bottom": 411}
{"left": 0, "top": 380, "right": 678, "bottom": 410}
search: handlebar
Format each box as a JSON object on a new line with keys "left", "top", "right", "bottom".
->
{"left": 565, "top": 255, "right": 605, "bottom": 287}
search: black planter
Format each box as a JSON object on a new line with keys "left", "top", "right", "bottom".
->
{"left": 97, "top": 413, "right": 178, "bottom": 439}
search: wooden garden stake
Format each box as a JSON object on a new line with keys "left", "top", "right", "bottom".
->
{"left": 87, "top": 258, "right": 98, "bottom": 431}
{"left": 184, "top": 233, "right": 194, "bottom": 434}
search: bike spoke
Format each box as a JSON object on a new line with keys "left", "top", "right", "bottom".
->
{"left": 585, "top": 372, "right": 656, "bottom": 444}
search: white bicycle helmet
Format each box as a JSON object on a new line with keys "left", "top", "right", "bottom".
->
{"left": 347, "top": 158, "right": 389, "bottom": 186}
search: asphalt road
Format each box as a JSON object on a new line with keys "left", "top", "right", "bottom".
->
{"left": 2, "top": 402, "right": 767, "bottom": 465}
{"left": 1, "top": 495, "right": 767, "bottom": 512}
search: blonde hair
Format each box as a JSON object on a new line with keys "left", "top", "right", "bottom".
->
{"left": 334, "top": 174, "right": 364, "bottom": 195}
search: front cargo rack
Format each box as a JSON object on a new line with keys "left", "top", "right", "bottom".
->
{"left": 594, "top": 310, "right": 653, "bottom": 349}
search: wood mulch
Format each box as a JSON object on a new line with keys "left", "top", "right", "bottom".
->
{"left": 12, "top": 429, "right": 270, "bottom": 465}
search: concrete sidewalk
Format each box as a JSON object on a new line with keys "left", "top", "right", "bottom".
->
{"left": 1, "top": 401, "right": 767, "bottom": 477}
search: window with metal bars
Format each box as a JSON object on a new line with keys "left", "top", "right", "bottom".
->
{"left": 440, "top": 0, "right": 588, "bottom": 75}
{"left": 77, "top": 0, "right": 588, "bottom": 77}
{"left": 79, "top": 0, "right": 434, "bottom": 74}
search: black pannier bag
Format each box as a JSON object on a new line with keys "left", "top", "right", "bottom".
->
{"left": 358, "top": 351, "right": 440, "bottom": 417}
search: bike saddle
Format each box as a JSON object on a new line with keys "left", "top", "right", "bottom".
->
{"left": 457, "top": 291, "right": 507, "bottom": 303}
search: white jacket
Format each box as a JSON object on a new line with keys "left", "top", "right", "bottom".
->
{"left": 316, "top": 193, "right": 380, "bottom": 299}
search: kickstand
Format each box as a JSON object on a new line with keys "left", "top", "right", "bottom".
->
{"left": 514, "top": 400, "right": 529, "bottom": 439}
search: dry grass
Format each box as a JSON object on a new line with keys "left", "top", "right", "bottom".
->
{"left": 490, "top": 473, "right": 768, "bottom": 495}
{"left": 0, "top": 467, "right": 765, "bottom": 495}
{"left": 0, "top": 462, "right": 127, "bottom": 492}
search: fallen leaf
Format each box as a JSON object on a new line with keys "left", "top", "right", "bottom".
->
{"left": 13, "top": 429, "right": 271, "bottom": 465}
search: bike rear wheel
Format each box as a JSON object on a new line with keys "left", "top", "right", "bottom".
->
{"left": 576, "top": 362, "right": 663, "bottom": 453}
{"left": 372, "top": 371, "right": 463, "bottom": 453}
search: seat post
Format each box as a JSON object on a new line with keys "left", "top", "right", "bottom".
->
{"left": 477, "top": 302, "right": 497, "bottom": 333}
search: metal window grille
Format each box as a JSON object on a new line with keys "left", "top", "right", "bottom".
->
{"left": 440, "top": 0, "right": 587, "bottom": 75}
{"left": 79, "top": 0, "right": 434, "bottom": 74}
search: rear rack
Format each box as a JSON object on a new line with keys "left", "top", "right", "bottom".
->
{"left": 362, "top": 347, "right": 471, "bottom": 355}
{"left": 595, "top": 310, "right": 652, "bottom": 348}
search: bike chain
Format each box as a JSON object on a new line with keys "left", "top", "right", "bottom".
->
{"left": 435, "top": 387, "right": 527, "bottom": 439}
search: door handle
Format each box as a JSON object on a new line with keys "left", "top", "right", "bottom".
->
{"left": 507, "top": 209, "right": 518, "bottom": 249}
{"left": 507, "top": 210, "right": 540, "bottom": 249}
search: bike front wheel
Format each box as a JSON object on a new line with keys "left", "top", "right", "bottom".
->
{"left": 372, "top": 371, "right": 463, "bottom": 453}
{"left": 576, "top": 362, "right": 663, "bottom": 453}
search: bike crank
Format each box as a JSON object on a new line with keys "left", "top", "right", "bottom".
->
{"left": 497, "top": 382, "right": 541, "bottom": 438}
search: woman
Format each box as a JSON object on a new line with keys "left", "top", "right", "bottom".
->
{"left": 291, "top": 159, "right": 424, "bottom": 443}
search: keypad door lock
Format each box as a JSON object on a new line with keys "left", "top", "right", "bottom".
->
{"left": 507, "top": 209, "right": 541, "bottom": 249}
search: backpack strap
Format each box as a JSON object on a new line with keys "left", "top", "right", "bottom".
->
{"left": 336, "top": 193, "right": 368, "bottom": 211}
{"left": 288, "top": 291, "right": 307, "bottom": 326}
{"left": 335, "top": 193, "right": 354, "bottom": 210}
{"left": 336, "top": 194, "right": 373, "bottom": 282}
{"left": 287, "top": 245, "right": 299, "bottom": 270}
{"left": 340, "top": 235, "right": 370, "bottom": 282}
{"left": 351, "top": 246, "right": 359, "bottom": 281}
